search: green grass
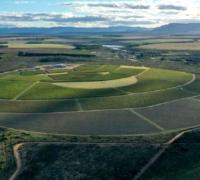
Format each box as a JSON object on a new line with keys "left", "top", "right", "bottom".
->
{"left": 0, "top": 99, "right": 78, "bottom": 113}
{"left": 0, "top": 65, "right": 194, "bottom": 102}
{"left": 118, "top": 68, "right": 193, "bottom": 93}
{"left": 80, "top": 88, "right": 192, "bottom": 110}
{"left": 0, "top": 80, "right": 32, "bottom": 99}
{"left": 20, "top": 82, "right": 124, "bottom": 100}
{"left": 49, "top": 64, "right": 144, "bottom": 82}
{"left": 0, "top": 71, "right": 52, "bottom": 82}
{"left": 0, "top": 87, "right": 192, "bottom": 113}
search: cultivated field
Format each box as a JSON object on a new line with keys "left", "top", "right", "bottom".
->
{"left": 0, "top": 110, "right": 159, "bottom": 135}
{"left": 0, "top": 64, "right": 199, "bottom": 136}
{"left": 0, "top": 64, "right": 192, "bottom": 100}
{"left": 140, "top": 42, "right": 200, "bottom": 51}
{"left": 1, "top": 35, "right": 200, "bottom": 180}
{"left": 2, "top": 40, "right": 75, "bottom": 49}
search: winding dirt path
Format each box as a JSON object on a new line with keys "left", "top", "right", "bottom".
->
{"left": 9, "top": 143, "right": 23, "bottom": 180}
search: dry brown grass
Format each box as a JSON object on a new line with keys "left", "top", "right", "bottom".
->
{"left": 140, "top": 42, "right": 200, "bottom": 51}
{"left": 53, "top": 76, "right": 138, "bottom": 89}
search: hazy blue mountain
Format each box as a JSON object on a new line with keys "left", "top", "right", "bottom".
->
{"left": 152, "top": 23, "right": 200, "bottom": 35}
{"left": 0, "top": 23, "right": 200, "bottom": 35}
{"left": 0, "top": 26, "right": 148, "bottom": 35}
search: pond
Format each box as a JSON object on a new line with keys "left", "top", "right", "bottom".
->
{"left": 102, "top": 45, "right": 123, "bottom": 50}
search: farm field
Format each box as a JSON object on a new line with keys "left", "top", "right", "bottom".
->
{"left": 0, "top": 79, "right": 32, "bottom": 99}
{"left": 1, "top": 35, "right": 200, "bottom": 180}
{"left": 0, "top": 64, "right": 193, "bottom": 100}
{"left": 2, "top": 3, "right": 200, "bottom": 179}
{"left": 121, "top": 38, "right": 194, "bottom": 45}
{"left": 0, "top": 63, "right": 199, "bottom": 136}
{"left": 137, "top": 98, "right": 200, "bottom": 130}
{"left": 4, "top": 40, "right": 75, "bottom": 49}
{"left": 140, "top": 42, "right": 200, "bottom": 51}
{"left": 0, "top": 110, "right": 159, "bottom": 135}
{"left": 1, "top": 97, "right": 200, "bottom": 135}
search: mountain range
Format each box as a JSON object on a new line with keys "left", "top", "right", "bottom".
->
{"left": 0, "top": 23, "right": 200, "bottom": 35}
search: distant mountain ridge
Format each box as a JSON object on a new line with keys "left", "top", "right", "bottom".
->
{"left": 0, "top": 26, "right": 149, "bottom": 35}
{"left": 152, "top": 23, "right": 200, "bottom": 35}
{"left": 0, "top": 23, "right": 200, "bottom": 35}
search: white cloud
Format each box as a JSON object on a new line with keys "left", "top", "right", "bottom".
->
{"left": 1, "top": 0, "right": 200, "bottom": 27}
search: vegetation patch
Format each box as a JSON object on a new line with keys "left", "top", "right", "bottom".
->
{"left": 0, "top": 80, "right": 32, "bottom": 99}
{"left": 49, "top": 64, "right": 144, "bottom": 82}
{"left": 19, "top": 82, "right": 124, "bottom": 100}
{"left": 16, "top": 143, "right": 159, "bottom": 180}
{"left": 142, "top": 129, "right": 200, "bottom": 180}
{"left": 118, "top": 68, "right": 193, "bottom": 93}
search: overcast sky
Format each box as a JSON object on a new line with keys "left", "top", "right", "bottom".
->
{"left": 0, "top": 0, "right": 200, "bottom": 28}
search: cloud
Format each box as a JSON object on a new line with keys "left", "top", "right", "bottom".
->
{"left": 62, "top": 2, "right": 150, "bottom": 10}
{"left": 0, "top": 13, "right": 107, "bottom": 23}
{"left": 158, "top": 5, "right": 187, "bottom": 11}
{"left": 87, "top": 3, "right": 119, "bottom": 8}
{"left": 1, "top": 0, "right": 200, "bottom": 28}
{"left": 125, "top": 4, "right": 150, "bottom": 9}
{"left": 14, "top": 0, "right": 35, "bottom": 4}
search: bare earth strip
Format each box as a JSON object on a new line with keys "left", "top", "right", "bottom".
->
{"left": 53, "top": 76, "right": 138, "bottom": 89}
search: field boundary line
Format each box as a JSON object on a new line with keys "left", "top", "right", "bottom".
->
{"left": 134, "top": 93, "right": 200, "bottom": 110}
{"left": 75, "top": 98, "right": 83, "bottom": 111}
{"left": 183, "top": 74, "right": 196, "bottom": 86}
{"left": 113, "top": 87, "right": 131, "bottom": 95}
{"left": 135, "top": 67, "right": 150, "bottom": 77}
{"left": 1, "top": 94, "right": 200, "bottom": 115}
{"left": 180, "top": 87, "right": 197, "bottom": 95}
{"left": 13, "top": 81, "right": 39, "bottom": 100}
{"left": 128, "top": 109, "right": 164, "bottom": 131}
{"left": 191, "top": 97, "right": 200, "bottom": 104}
{"left": 133, "top": 127, "right": 200, "bottom": 180}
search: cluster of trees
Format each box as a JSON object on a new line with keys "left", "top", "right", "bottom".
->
{"left": 18, "top": 51, "right": 95, "bottom": 58}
